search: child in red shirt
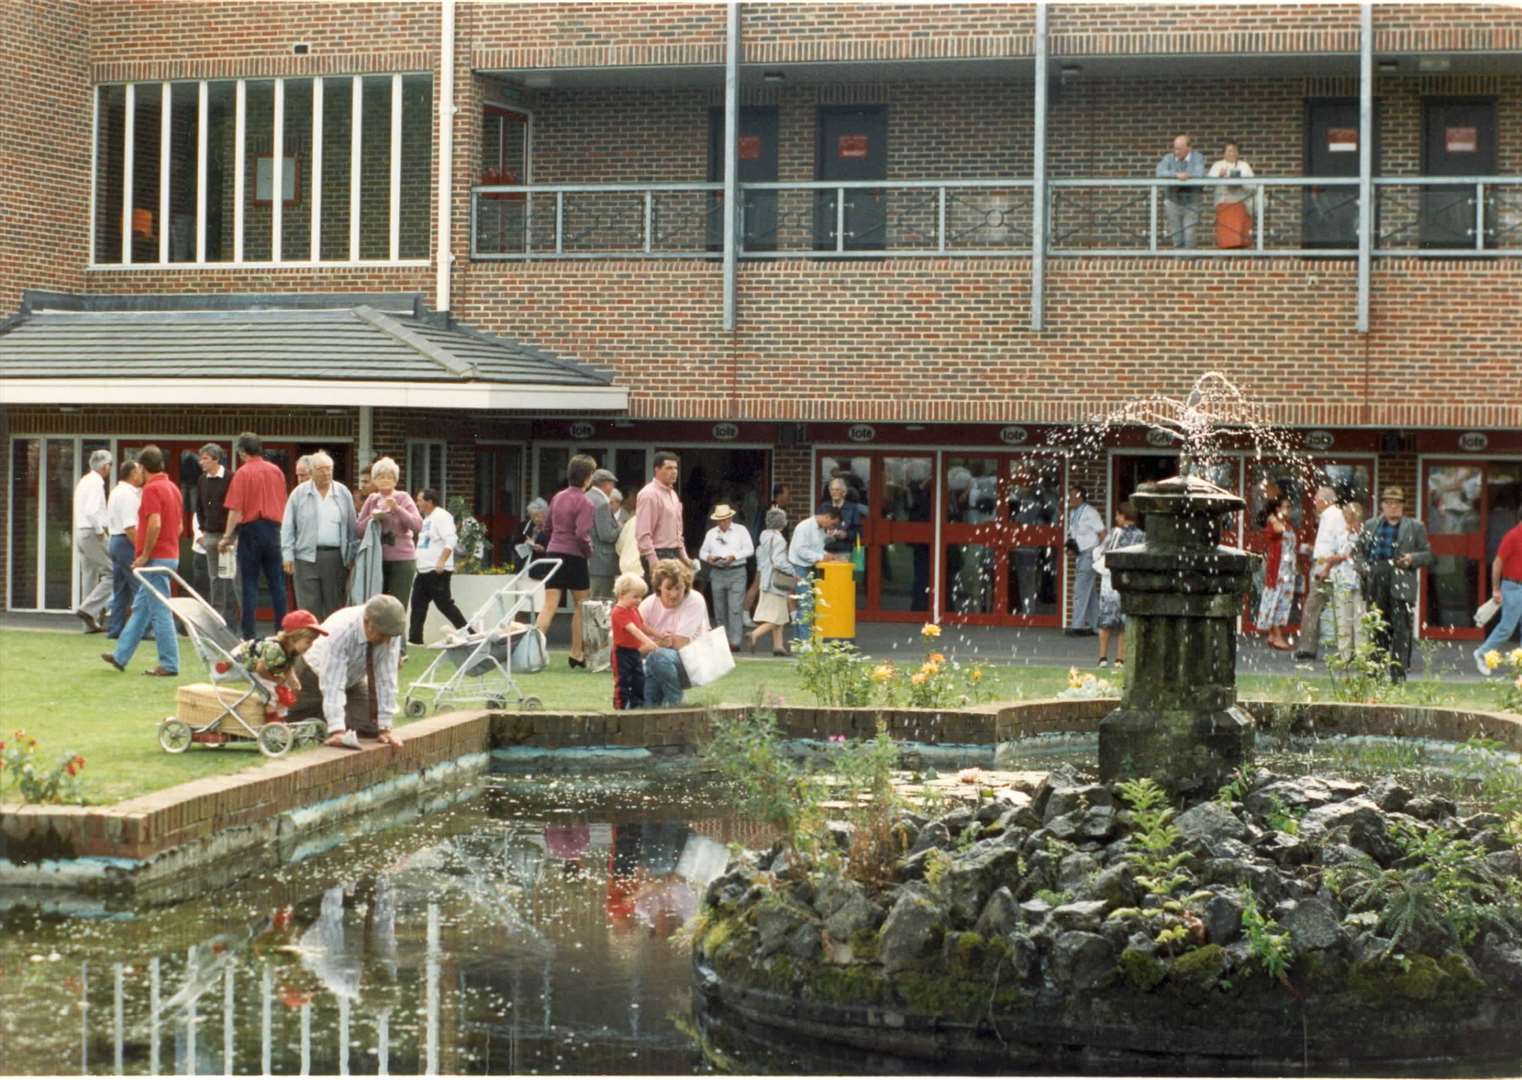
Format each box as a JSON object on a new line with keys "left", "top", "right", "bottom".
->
{"left": 611, "top": 573, "right": 659, "bottom": 709}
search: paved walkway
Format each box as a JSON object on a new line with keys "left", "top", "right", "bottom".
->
{"left": 2, "top": 609, "right": 1492, "bottom": 681}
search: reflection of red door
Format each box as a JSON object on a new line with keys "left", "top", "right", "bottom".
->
{"left": 942, "top": 453, "right": 1064, "bottom": 627}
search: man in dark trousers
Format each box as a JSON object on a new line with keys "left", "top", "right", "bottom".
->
{"left": 219, "top": 432, "right": 289, "bottom": 641}
{"left": 1355, "top": 486, "right": 1433, "bottom": 683}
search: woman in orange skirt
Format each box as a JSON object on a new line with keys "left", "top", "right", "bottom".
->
{"left": 1210, "top": 140, "right": 1256, "bottom": 249}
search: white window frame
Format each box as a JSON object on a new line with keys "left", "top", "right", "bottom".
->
{"left": 407, "top": 439, "right": 449, "bottom": 502}
{"left": 90, "top": 72, "right": 433, "bottom": 271}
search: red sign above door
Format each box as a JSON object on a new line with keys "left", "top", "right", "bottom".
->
{"left": 1445, "top": 126, "right": 1478, "bottom": 153}
{"left": 738, "top": 135, "right": 762, "bottom": 161}
{"left": 838, "top": 134, "right": 869, "bottom": 159}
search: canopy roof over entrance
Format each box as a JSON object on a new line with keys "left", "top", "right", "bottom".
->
{"left": 0, "top": 291, "right": 627, "bottom": 411}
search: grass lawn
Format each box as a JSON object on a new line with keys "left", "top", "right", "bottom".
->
{"left": 0, "top": 628, "right": 1510, "bottom": 805}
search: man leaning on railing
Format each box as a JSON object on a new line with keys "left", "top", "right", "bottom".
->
{"left": 1155, "top": 134, "right": 1207, "bottom": 249}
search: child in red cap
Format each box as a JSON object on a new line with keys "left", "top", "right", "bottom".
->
{"left": 231, "top": 610, "right": 328, "bottom": 720}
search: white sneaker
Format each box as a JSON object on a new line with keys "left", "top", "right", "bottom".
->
{"left": 1097, "top": 658, "right": 1110, "bottom": 668}
{"left": 1474, "top": 651, "right": 1490, "bottom": 677}
{"left": 743, "top": 614, "right": 756, "bottom": 628}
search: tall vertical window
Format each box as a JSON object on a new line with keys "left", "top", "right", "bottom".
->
{"left": 92, "top": 73, "right": 431, "bottom": 266}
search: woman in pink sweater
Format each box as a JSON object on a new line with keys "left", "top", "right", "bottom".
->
{"left": 356, "top": 456, "right": 424, "bottom": 618}
{"left": 534, "top": 454, "right": 596, "bottom": 668}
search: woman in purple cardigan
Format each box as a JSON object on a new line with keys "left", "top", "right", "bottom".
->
{"left": 534, "top": 453, "right": 597, "bottom": 668}
{"left": 356, "top": 456, "right": 424, "bottom": 617}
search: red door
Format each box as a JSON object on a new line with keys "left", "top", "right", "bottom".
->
{"left": 816, "top": 451, "right": 935, "bottom": 621}
{"left": 942, "top": 453, "right": 1064, "bottom": 627}
{"left": 1421, "top": 460, "right": 1521, "bottom": 641}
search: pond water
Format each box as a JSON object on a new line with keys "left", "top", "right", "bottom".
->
{"left": 1, "top": 736, "right": 1516, "bottom": 1077}
{"left": 0, "top": 775, "right": 766, "bottom": 1076}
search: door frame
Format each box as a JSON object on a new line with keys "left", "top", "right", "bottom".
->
{"left": 1416, "top": 453, "right": 1522, "bottom": 641}
{"left": 1302, "top": 96, "right": 1380, "bottom": 250}
{"left": 813, "top": 104, "right": 889, "bottom": 251}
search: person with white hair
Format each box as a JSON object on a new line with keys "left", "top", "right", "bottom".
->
{"left": 282, "top": 449, "right": 357, "bottom": 621}
{"left": 356, "top": 456, "right": 423, "bottom": 626}
{"left": 1293, "top": 484, "right": 1348, "bottom": 662}
{"left": 72, "top": 448, "right": 115, "bottom": 633}
{"left": 294, "top": 455, "right": 313, "bottom": 486}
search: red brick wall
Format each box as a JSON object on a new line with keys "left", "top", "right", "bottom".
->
{"left": 1, "top": 0, "right": 89, "bottom": 314}
{"left": 455, "top": 256, "right": 1522, "bottom": 432}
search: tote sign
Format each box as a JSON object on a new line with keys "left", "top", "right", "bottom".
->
{"left": 1458, "top": 431, "right": 1489, "bottom": 452}
{"left": 1306, "top": 430, "right": 1335, "bottom": 451}
{"left": 847, "top": 424, "right": 876, "bottom": 443}
{"left": 568, "top": 421, "right": 596, "bottom": 440}
{"left": 1145, "top": 427, "right": 1177, "bottom": 448}
{"left": 712, "top": 422, "right": 739, "bottom": 441}
{"left": 999, "top": 426, "right": 1030, "bottom": 446}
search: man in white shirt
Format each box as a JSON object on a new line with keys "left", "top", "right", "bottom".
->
{"left": 787, "top": 505, "right": 841, "bottom": 643}
{"left": 408, "top": 488, "right": 469, "bottom": 645}
{"left": 1066, "top": 487, "right": 1107, "bottom": 636}
{"left": 1294, "top": 485, "right": 1348, "bottom": 661}
{"left": 104, "top": 460, "right": 145, "bottom": 639}
{"left": 73, "top": 449, "right": 114, "bottom": 633}
{"left": 286, "top": 594, "right": 407, "bottom": 750}
{"left": 699, "top": 503, "right": 754, "bottom": 650}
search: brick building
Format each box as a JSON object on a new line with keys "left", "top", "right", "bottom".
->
{"left": 2, "top": 1, "right": 1519, "bottom": 642}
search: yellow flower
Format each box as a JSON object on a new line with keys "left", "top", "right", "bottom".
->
{"left": 1067, "top": 666, "right": 1085, "bottom": 689}
{"left": 871, "top": 663, "right": 895, "bottom": 684}
{"left": 920, "top": 623, "right": 941, "bottom": 639}
{"left": 969, "top": 668, "right": 983, "bottom": 683}
{"left": 910, "top": 671, "right": 928, "bottom": 685}
{"left": 920, "top": 662, "right": 939, "bottom": 676}
{"left": 1485, "top": 649, "right": 1502, "bottom": 670}
{"left": 1510, "top": 648, "right": 1522, "bottom": 667}
{"left": 928, "top": 652, "right": 946, "bottom": 665}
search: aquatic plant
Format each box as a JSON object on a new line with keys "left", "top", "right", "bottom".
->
{"left": 1456, "top": 737, "right": 1522, "bottom": 816}
{"left": 701, "top": 709, "right": 825, "bottom": 863}
{"left": 0, "top": 730, "right": 88, "bottom": 805}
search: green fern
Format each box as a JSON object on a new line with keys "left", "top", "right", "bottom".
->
{"left": 1117, "top": 778, "right": 1191, "bottom": 896}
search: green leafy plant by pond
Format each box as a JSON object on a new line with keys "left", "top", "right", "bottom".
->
{"left": 795, "top": 588, "right": 990, "bottom": 708}
{"left": 1, "top": 730, "right": 88, "bottom": 805}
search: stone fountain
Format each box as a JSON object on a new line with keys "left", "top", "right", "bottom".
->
{"left": 1098, "top": 473, "right": 1257, "bottom": 794}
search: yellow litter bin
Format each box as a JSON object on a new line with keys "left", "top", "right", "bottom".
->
{"left": 813, "top": 560, "right": 857, "bottom": 640}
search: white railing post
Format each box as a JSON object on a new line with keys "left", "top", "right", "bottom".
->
{"left": 1148, "top": 185, "right": 1158, "bottom": 252}
{"left": 1475, "top": 181, "right": 1485, "bottom": 250}
{"left": 644, "top": 189, "right": 653, "bottom": 254}
{"left": 836, "top": 186, "right": 846, "bottom": 252}
{"left": 555, "top": 190, "right": 564, "bottom": 254}
{"left": 937, "top": 186, "right": 947, "bottom": 253}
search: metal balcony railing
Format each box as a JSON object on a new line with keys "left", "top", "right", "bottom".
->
{"left": 469, "top": 177, "right": 1522, "bottom": 260}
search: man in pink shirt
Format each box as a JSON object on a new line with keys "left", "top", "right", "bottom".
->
{"left": 635, "top": 451, "right": 690, "bottom": 576}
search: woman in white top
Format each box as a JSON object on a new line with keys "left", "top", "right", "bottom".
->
{"left": 747, "top": 507, "right": 794, "bottom": 657}
{"left": 615, "top": 489, "right": 643, "bottom": 577}
{"left": 1208, "top": 139, "right": 1256, "bottom": 249}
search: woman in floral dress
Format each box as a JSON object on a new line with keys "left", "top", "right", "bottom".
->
{"left": 1257, "top": 495, "right": 1297, "bottom": 650}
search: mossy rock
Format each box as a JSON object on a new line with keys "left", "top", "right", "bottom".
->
{"left": 1348, "top": 952, "right": 1487, "bottom": 1007}
{"left": 1119, "top": 945, "right": 1167, "bottom": 992}
{"left": 1167, "top": 944, "right": 1229, "bottom": 1002}
{"left": 895, "top": 968, "right": 1023, "bottom": 1021}
{"left": 807, "top": 963, "right": 893, "bottom": 1008}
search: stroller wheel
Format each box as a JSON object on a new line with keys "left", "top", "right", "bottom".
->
{"left": 404, "top": 698, "right": 428, "bottom": 719}
{"left": 257, "top": 723, "right": 294, "bottom": 758}
{"left": 158, "top": 719, "right": 192, "bottom": 754}
{"left": 485, "top": 698, "right": 506, "bottom": 710}
{"left": 519, "top": 696, "right": 543, "bottom": 712}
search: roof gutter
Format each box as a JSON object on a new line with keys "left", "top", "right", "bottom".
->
{"left": 0, "top": 378, "right": 629, "bottom": 412}
{"left": 436, "top": 0, "right": 456, "bottom": 312}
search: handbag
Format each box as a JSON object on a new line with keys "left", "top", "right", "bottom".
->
{"left": 769, "top": 568, "right": 798, "bottom": 595}
{"left": 510, "top": 626, "right": 547, "bottom": 673}
{"left": 677, "top": 626, "right": 735, "bottom": 687}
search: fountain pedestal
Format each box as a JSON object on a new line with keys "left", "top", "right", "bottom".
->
{"left": 1098, "top": 475, "right": 1258, "bottom": 794}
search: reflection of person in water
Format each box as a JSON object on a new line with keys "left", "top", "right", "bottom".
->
{"left": 606, "top": 823, "right": 694, "bottom": 936}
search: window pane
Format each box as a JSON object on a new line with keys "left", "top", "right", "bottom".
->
{"left": 10, "top": 439, "right": 41, "bottom": 607}
{"left": 280, "top": 79, "right": 313, "bottom": 261}
{"left": 45, "top": 439, "right": 77, "bottom": 610}
{"left": 399, "top": 74, "right": 432, "bottom": 259}
{"left": 205, "top": 81, "right": 236, "bottom": 262}
{"left": 320, "top": 77, "right": 353, "bottom": 260}
{"left": 94, "top": 85, "right": 126, "bottom": 264}
{"left": 359, "top": 75, "right": 393, "bottom": 259}
{"left": 168, "top": 82, "right": 199, "bottom": 262}
{"left": 131, "top": 83, "right": 162, "bottom": 263}
{"left": 242, "top": 79, "right": 274, "bottom": 261}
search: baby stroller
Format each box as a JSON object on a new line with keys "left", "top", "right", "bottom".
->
{"left": 136, "top": 566, "right": 325, "bottom": 758}
{"left": 403, "top": 558, "right": 560, "bottom": 717}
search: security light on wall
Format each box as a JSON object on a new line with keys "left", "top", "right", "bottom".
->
{"left": 763, "top": 71, "right": 786, "bottom": 82}
{"left": 1417, "top": 56, "right": 1451, "bottom": 72}
{"left": 1060, "top": 65, "right": 1082, "bottom": 82}
{"left": 1377, "top": 60, "right": 1399, "bottom": 74}
{"left": 292, "top": 42, "right": 310, "bottom": 56}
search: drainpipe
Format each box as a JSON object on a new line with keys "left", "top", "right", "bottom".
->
{"left": 436, "top": 0, "right": 457, "bottom": 313}
{"left": 722, "top": 1, "right": 740, "bottom": 331}
{"left": 1030, "top": 2, "right": 1048, "bottom": 332}
{"left": 358, "top": 406, "right": 374, "bottom": 481}
{"left": 1356, "top": 1, "right": 1372, "bottom": 333}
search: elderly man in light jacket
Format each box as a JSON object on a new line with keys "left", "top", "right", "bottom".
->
{"left": 587, "top": 468, "right": 622, "bottom": 600}
{"left": 280, "top": 450, "right": 357, "bottom": 621}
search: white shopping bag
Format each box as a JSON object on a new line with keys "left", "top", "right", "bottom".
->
{"left": 511, "top": 626, "right": 548, "bottom": 673}
{"left": 1475, "top": 596, "right": 1501, "bottom": 627}
{"left": 677, "top": 627, "right": 735, "bottom": 687}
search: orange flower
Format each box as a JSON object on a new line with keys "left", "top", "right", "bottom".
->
{"left": 928, "top": 652, "right": 946, "bottom": 665}
{"left": 910, "top": 671, "right": 928, "bottom": 685}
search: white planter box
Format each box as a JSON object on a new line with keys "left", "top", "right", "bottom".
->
{"left": 420, "top": 572, "right": 541, "bottom": 642}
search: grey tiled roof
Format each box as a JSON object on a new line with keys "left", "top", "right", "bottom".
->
{"left": 0, "top": 292, "right": 613, "bottom": 387}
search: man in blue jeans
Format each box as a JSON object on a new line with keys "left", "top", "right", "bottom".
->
{"left": 218, "top": 432, "right": 289, "bottom": 641}
{"left": 1475, "top": 519, "right": 1522, "bottom": 676}
{"left": 101, "top": 445, "right": 182, "bottom": 677}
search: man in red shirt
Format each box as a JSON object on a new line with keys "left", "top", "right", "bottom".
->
{"left": 1475, "top": 519, "right": 1522, "bottom": 676}
{"left": 218, "top": 431, "right": 289, "bottom": 641}
{"left": 102, "top": 444, "right": 183, "bottom": 676}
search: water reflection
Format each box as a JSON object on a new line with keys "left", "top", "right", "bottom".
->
{"left": 0, "top": 779, "right": 759, "bottom": 1076}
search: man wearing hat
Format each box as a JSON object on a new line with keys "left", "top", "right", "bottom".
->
{"left": 1355, "top": 486, "right": 1433, "bottom": 682}
{"left": 699, "top": 503, "right": 754, "bottom": 650}
{"left": 286, "top": 594, "right": 408, "bottom": 749}
{"left": 587, "top": 467, "right": 622, "bottom": 600}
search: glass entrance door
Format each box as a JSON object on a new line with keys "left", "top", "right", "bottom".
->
{"left": 943, "top": 453, "right": 1064, "bottom": 626}
{"left": 1422, "top": 460, "right": 1522, "bottom": 640}
{"left": 816, "top": 451, "right": 934, "bottom": 621}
